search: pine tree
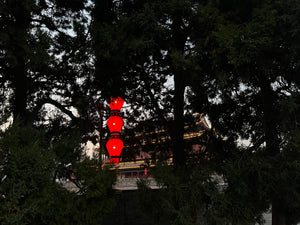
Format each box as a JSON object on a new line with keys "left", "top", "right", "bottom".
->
{"left": 0, "top": 1, "right": 118, "bottom": 224}
{"left": 0, "top": 0, "right": 91, "bottom": 125}
{"left": 188, "top": 1, "right": 300, "bottom": 224}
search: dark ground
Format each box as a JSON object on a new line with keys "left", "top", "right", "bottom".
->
{"left": 102, "top": 190, "right": 154, "bottom": 225}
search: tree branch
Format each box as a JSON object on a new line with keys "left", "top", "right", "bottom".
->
{"left": 31, "top": 17, "right": 65, "bottom": 35}
{"left": 32, "top": 98, "right": 78, "bottom": 121}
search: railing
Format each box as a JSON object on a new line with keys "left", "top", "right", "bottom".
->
{"left": 113, "top": 176, "right": 160, "bottom": 191}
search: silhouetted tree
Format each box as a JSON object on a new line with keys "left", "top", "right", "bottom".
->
{"left": 189, "top": 1, "right": 300, "bottom": 224}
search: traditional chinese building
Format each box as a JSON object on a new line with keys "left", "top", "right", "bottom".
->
{"left": 96, "top": 113, "right": 211, "bottom": 181}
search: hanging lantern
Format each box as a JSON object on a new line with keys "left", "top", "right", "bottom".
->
{"left": 106, "top": 96, "right": 125, "bottom": 165}
{"left": 109, "top": 96, "right": 124, "bottom": 111}
{"left": 107, "top": 116, "right": 123, "bottom": 133}
{"left": 106, "top": 138, "right": 124, "bottom": 158}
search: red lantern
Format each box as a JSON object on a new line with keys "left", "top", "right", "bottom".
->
{"left": 106, "top": 138, "right": 124, "bottom": 158}
{"left": 109, "top": 97, "right": 124, "bottom": 111}
{"left": 110, "top": 158, "right": 120, "bottom": 164}
{"left": 107, "top": 116, "right": 123, "bottom": 133}
{"left": 106, "top": 96, "right": 125, "bottom": 164}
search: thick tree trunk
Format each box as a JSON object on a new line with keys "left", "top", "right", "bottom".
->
{"left": 272, "top": 199, "right": 286, "bottom": 225}
{"left": 13, "top": 67, "right": 28, "bottom": 122}
{"left": 261, "top": 81, "right": 280, "bottom": 157}
{"left": 260, "top": 79, "right": 286, "bottom": 225}
{"left": 9, "top": 2, "right": 31, "bottom": 123}
{"left": 172, "top": 72, "right": 186, "bottom": 168}
{"left": 92, "top": 0, "right": 123, "bottom": 98}
{"left": 170, "top": 15, "right": 188, "bottom": 169}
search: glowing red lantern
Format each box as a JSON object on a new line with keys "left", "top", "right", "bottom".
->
{"left": 106, "top": 96, "right": 125, "bottom": 164}
{"left": 109, "top": 97, "right": 124, "bottom": 111}
{"left": 107, "top": 116, "right": 123, "bottom": 133}
{"left": 106, "top": 138, "right": 124, "bottom": 158}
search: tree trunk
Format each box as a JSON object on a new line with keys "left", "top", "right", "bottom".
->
{"left": 9, "top": 2, "right": 31, "bottom": 124}
{"left": 13, "top": 67, "right": 28, "bottom": 122}
{"left": 272, "top": 199, "right": 286, "bottom": 225}
{"left": 260, "top": 78, "right": 286, "bottom": 225}
{"left": 170, "top": 16, "right": 187, "bottom": 169}
{"left": 172, "top": 72, "right": 186, "bottom": 168}
{"left": 261, "top": 79, "right": 280, "bottom": 157}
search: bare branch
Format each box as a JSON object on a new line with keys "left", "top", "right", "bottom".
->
{"left": 32, "top": 98, "right": 78, "bottom": 121}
